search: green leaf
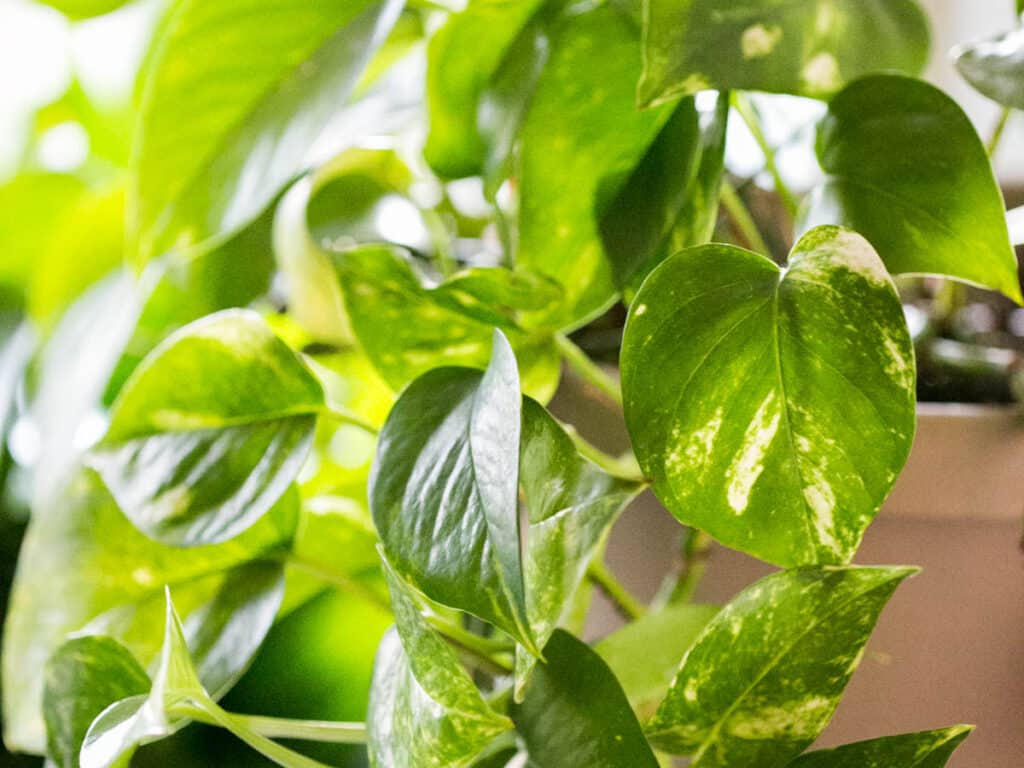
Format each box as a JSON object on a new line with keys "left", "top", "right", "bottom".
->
{"left": 370, "top": 331, "right": 537, "bottom": 652}
{"left": 368, "top": 625, "right": 512, "bottom": 768}
{"left": 333, "top": 244, "right": 561, "bottom": 402}
{"left": 32, "top": 0, "right": 130, "bottom": 20}
{"left": 89, "top": 310, "right": 324, "bottom": 546}
{"left": 802, "top": 74, "right": 1022, "bottom": 303}
{"left": 638, "top": 0, "right": 930, "bottom": 105}
{"left": 1, "top": 471, "right": 296, "bottom": 753}
{"left": 132, "top": 0, "right": 403, "bottom": 263}
{"left": 600, "top": 93, "right": 729, "bottom": 300}
{"left": 43, "top": 637, "right": 151, "bottom": 768}
{"left": 514, "top": 399, "right": 644, "bottom": 692}
{"left": 788, "top": 726, "right": 973, "bottom": 768}
{"left": 646, "top": 566, "right": 915, "bottom": 764}
{"left": 512, "top": 629, "right": 660, "bottom": 768}
{"left": 596, "top": 603, "right": 719, "bottom": 720}
{"left": 622, "top": 226, "right": 915, "bottom": 567}
{"left": 424, "top": 0, "right": 547, "bottom": 178}
{"left": 516, "top": 3, "right": 674, "bottom": 329}
{"left": 954, "top": 26, "right": 1024, "bottom": 110}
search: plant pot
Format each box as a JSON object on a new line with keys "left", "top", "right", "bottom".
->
{"left": 551, "top": 376, "right": 1024, "bottom": 768}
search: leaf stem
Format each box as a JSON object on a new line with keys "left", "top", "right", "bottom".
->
{"left": 732, "top": 93, "right": 799, "bottom": 218}
{"left": 318, "top": 403, "right": 379, "bottom": 435}
{"left": 285, "top": 554, "right": 393, "bottom": 613}
{"left": 559, "top": 421, "right": 646, "bottom": 483}
{"left": 668, "top": 528, "right": 713, "bottom": 605}
{"left": 427, "top": 615, "right": 515, "bottom": 673}
{"left": 554, "top": 333, "right": 623, "bottom": 408}
{"left": 232, "top": 715, "right": 368, "bottom": 744}
{"left": 987, "top": 107, "right": 1013, "bottom": 158}
{"left": 587, "top": 559, "right": 646, "bottom": 621}
{"left": 720, "top": 179, "right": 771, "bottom": 256}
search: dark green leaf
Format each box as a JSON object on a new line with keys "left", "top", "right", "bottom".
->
{"left": 424, "top": 0, "right": 547, "bottom": 178}
{"left": 132, "top": 0, "right": 403, "bottom": 263}
{"left": 600, "top": 93, "right": 729, "bottom": 300}
{"left": 1, "top": 471, "right": 296, "bottom": 753}
{"left": 516, "top": 4, "right": 674, "bottom": 329}
{"left": 89, "top": 310, "right": 324, "bottom": 546}
{"left": 512, "top": 630, "right": 660, "bottom": 768}
{"left": 802, "top": 74, "right": 1022, "bottom": 302}
{"left": 638, "top": 0, "right": 929, "bottom": 105}
{"left": 954, "top": 26, "right": 1024, "bottom": 110}
{"left": 788, "top": 726, "right": 973, "bottom": 768}
{"left": 596, "top": 603, "right": 719, "bottom": 720}
{"left": 333, "top": 244, "right": 561, "bottom": 402}
{"left": 370, "top": 331, "right": 538, "bottom": 652}
{"left": 515, "top": 399, "right": 644, "bottom": 691}
{"left": 647, "top": 566, "right": 915, "bottom": 764}
{"left": 43, "top": 637, "right": 151, "bottom": 768}
{"left": 622, "top": 226, "right": 915, "bottom": 566}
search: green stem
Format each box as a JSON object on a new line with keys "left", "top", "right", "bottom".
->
{"left": 555, "top": 333, "right": 623, "bottom": 408}
{"left": 422, "top": 208, "right": 458, "bottom": 277}
{"left": 988, "top": 107, "right": 1012, "bottom": 158}
{"left": 426, "top": 615, "right": 515, "bottom": 673}
{"left": 286, "top": 554, "right": 392, "bottom": 612}
{"left": 720, "top": 179, "right": 771, "bottom": 256}
{"left": 233, "top": 715, "right": 368, "bottom": 744}
{"left": 669, "top": 529, "right": 713, "bottom": 605}
{"left": 732, "top": 93, "right": 799, "bottom": 218}
{"left": 318, "top": 403, "right": 379, "bottom": 435}
{"left": 560, "top": 421, "right": 646, "bottom": 483}
{"left": 588, "top": 559, "right": 646, "bottom": 621}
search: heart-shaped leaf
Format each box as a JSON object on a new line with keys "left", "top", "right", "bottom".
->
{"left": 370, "top": 330, "right": 537, "bottom": 653}
{"left": 89, "top": 310, "right": 324, "bottom": 546}
{"left": 423, "top": 0, "right": 547, "bottom": 178}
{"left": 43, "top": 637, "right": 151, "bottom": 768}
{"left": 332, "top": 245, "right": 562, "bottom": 403}
{"left": 788, "top": 726, "right": 973, "bottom": 768}
{"left": 622, "top": 226, "right": 915, "bottom": 567}
{"left": 802, "top": 74, "right": 1022, "bottom": 302}
{"left": 647, "top": 566, "right": 915, "bottom": 764}
{"left": 596, "top": 603, "right": 720, "bottom": 721}
{"left": 954, "top": 25, "right": 1024, "bottom": 110}
{"left": 600, "top": 93, "right": 729, "bottom": 301}
{"left": 132, "top": 0, "right": 403, "bottom": 263}
{"left": 515, "top": 3, "right": 675, "bottom": 329}
{"left": 638, "top": 0, "right": 930, "bottom": 105}
{"left": 512, "top": 629, "right": 660, "bottom": 768}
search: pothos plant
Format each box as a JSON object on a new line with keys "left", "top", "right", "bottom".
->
{"left": 1, "top": 0, "right": 1021, "bottom": 766}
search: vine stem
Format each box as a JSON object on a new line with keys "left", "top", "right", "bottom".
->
{"left": 560, "top": 421, "right": 646, "bottom": 483}
{"left": 720, "top": 179, "right": 771, "bottom": 256}
{"left": 988, "top": 107, "right": 1012, "bottom": 158}
{"left": 285, "top": 554, "right": 392, "bottom": 612}
{"left": 732, "top": 93, "right": 799, "bottom": 218}
{"left": 318, "top": 403, "right": 379, "bottom": 435}
{"left": 669, "top": 529, "right": 713, "bottom": 605}
{"left": 232, "top": 715, "right": 368, "bottom": 744}
{"left": 554, "top": 333, "right": 623, "bottom": 408}
{"left": 587, "top": 559, "right": 646, "bottom": 621}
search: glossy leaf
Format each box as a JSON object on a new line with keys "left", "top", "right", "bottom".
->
{"left": 89, "top": 310, "right": 324, "bottom": 546}
{"left": 622, "top": 227, "right": 915, "bottom": 566}
{"left": 788, "top": 726, "right": 973, "bottom": 768}
{"left": 43, "top": 637, "right": 151, "bottom": 768}
{"left": 516, "top": 3, "right": 674, "bottom": 329}
{"left": 954, "top": 26, "right": 1024, "bottom": 110}
{"left": 638, "top": 0, "right": 929, "bottom": 105}
{"left": 596, "top": 603, "right": 719, "bottom": 720}
{"left": 1, "top": 471, "right": 296, "bottom": 753}
{"left": 802, "top": 75, "right": 1022, "bottom": 302}
{"left": 515, "top": 399, "right": 644, "bottom": 691}
{"left": 600, "top": 93, "right": 729, "bottom": 300}
{"left": 333, "top": 244, "right": 561, "bottom": 402}
{"left": 131, "top": 0, "right": 403, "bottom": 263}
{"left": 424, "top": 0, "right": 547, "bottom": 178}
{"left": 370, "top": 331, "right": 538, "bottom": 653}
{"left": 647, "top": 566, "right": 915, "bottom": 764}
{"left": 512, "top": 630, "right": 660, "bottom": 768}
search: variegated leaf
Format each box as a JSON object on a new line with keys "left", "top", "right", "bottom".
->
{"left": 788, "top": 726, "right": 973, "bottom": 767}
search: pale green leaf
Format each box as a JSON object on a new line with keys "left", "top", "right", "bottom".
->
{"left": 33, "top": 0, "right": 129, "bottom": 20}
{"left": 802, "top": 74, "right": 1022, "bottom": 302}
{"left": 596, "top": 603, "right": 719, "bottom": 720}
{"left": 512, "top": 630, "right": 660, "bottom": 768}
{"left": 132, "top": 0, "right": 403, "bottom": 263}
{"left": 89, "top": 310, "right": 324, "bottom": 546}
{"left": 622, "top": 227, "right": 916, "bottom": 567}
{"left": 647, "top": 566, "right": 915, "bottom": 764}
{"left": 638, "top": 0, "right": 930, "bottom": 105}
{"left": 788, "top": 726, "right": 973, "bottom": 768}
{"left": 370, "top": 331, "right": 538, "bottom": 652}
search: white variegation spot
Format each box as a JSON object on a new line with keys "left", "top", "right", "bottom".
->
{"left": 741, "top": 24, "right": 783, "bottom": 59}
{"left": 726, "top": 393, "right": 780, "bottom": 514}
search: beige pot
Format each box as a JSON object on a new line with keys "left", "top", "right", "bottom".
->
{"left": 551, "top": 379, "right": 1024, "bottom": 768}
